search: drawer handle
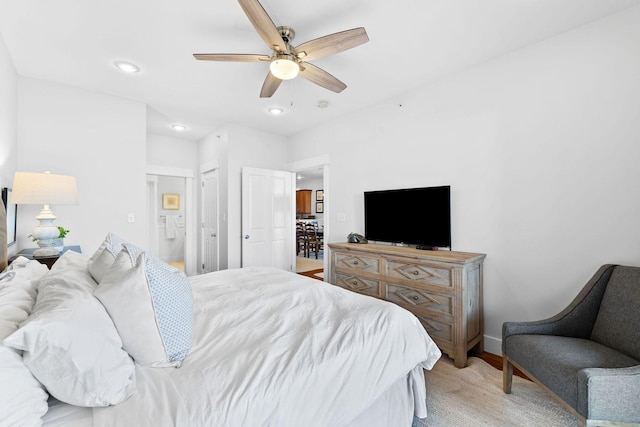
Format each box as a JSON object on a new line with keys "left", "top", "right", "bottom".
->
{"left": 353, "top": 261, "right": 359, "bottom": 265}
{"left": 412, "top": 295, "right": 419, "bottom": 301}
{"left": 352, "top": 281, "right": 358, "bottom": 285}
{"left": 412, "top": 270, "right": 419, "bottom": 275}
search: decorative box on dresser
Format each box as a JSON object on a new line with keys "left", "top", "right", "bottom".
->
{"left": 328, "top": 242, "right": 486, "bottom": 368}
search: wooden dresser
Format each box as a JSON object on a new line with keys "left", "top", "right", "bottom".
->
{"left": 328, "top": 242, "right": 486, "bottom": 368}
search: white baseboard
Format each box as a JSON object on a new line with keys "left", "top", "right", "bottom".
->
{"left": 483, "top": 334, "right": 502, "bottom": 356}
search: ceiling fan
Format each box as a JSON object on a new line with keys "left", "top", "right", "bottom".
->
{"left": 193, "top": 0, "right": 369, "bottom": 98}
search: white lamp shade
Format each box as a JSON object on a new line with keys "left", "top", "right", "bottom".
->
{"left": 11, "top": 172, "right": 78, "bottom": 205}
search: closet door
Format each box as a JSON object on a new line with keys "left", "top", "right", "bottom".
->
{"left": 201, "top": 169, "right": 219, "bottom": 273}
{"left": 241, "top": 167, "right": 294, "bottom": 271}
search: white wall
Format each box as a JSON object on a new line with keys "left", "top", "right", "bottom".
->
{"left": 0, "top": 32, "right": 18, "bottom": 258}
{"left": 226, "top": 125, "right": 288, "bottom": 268}
{"left": 288, "top": 7, "right": 640, "bottom": 355}
{"left": 197, "top": 125, "right": 288, "bottom": 269}
{"left": 16, "top": 77, "right": 147, "bottom": 254}
{"left": 199, "top": 129, "right": 229, "bottom": 269}
{"left": 147, "top": 133, "right": 198, "bottom": 170}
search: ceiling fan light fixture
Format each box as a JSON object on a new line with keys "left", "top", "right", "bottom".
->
{"left": 270, "top": 55, "right": 299, "bottom": 80}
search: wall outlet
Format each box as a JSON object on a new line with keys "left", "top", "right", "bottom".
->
{"left": 127, "top": 213, "right": 135, "bottom": 223}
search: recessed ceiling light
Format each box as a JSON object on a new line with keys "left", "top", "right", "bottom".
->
{"left": 114, "top": 61, "right": 140, "bottom": 73}
{"left": 268, "top": 107, "right": 284, "bottom": 115}
{"left": 171, "top": 124, "right": 187, "bottom": 131}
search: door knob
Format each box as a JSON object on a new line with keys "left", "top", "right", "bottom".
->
{"left": 244, "top": 235, "right": 250, "bottom": 239}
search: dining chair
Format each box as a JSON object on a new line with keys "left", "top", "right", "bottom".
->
{"left": 304, "top": 223, "right": 322, "bottom": 259}
{"left": 296, "top": 222, "right": 307, "bottom": 257}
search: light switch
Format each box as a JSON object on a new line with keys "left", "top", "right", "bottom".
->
{"left": 337, "top": 212, "right": 346, "bottom": 222}
{"left": 128, "top": 213, "right": 135, "bottom": 223}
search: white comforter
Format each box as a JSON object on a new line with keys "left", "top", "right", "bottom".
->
{"left": 93, "top": 267, "right": 441, "bottom": 426}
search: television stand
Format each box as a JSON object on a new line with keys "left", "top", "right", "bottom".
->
{"left": 328, "top": 242, "right": 486, "bottom": 368}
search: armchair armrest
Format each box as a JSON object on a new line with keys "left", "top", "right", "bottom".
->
{"left": 503, "top": 265, "right": 616, "bottom": 352}
{"left": 577, "top": 365, "right": 640, "bottom": 423}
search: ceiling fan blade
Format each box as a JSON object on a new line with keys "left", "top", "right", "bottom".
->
{"left": 238, "top": 0, "right": 286, "bottom": 53}
{"left": 193, "top": 53, "right": 270, "bottom": 62}
{"left": 298, "top": 62, "right": 347, "bottom": 93}
{"left": 260, "top": 72, "right": 282, "bottom": 98}
{"left": 295, "top": 27, "right": 368, "bottom": 61}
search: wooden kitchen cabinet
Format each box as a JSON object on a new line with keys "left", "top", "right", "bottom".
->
{"left": 296, "top": 189, "right": 312, "bottom": 214}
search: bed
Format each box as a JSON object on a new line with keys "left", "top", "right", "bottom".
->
{"left": 0, "top": 231, "right": 441, "bottom": 426}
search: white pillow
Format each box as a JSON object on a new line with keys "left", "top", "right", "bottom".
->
{"left": 3, "top": 265, "right": 137, "bottom": 407}
{"left": 87, "top": 232, "right": 127, "bottom": 283}
{"left": 95, "top": 244, "right": 193, "bottom": 367}
{"left": 51, "top": 248, "right": 90, "bottom": 273}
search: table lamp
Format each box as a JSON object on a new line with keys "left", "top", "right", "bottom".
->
{"left": 11, "top": 171, "right": 78, "bottom": 256}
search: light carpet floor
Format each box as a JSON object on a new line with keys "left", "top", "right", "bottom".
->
{"left": 425, "top": 356, "right": 577, "bottom": 427}
{"left": 296, "top": 256, "right": 323, "bottom": 273}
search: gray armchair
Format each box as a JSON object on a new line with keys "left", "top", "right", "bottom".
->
{"left": 502, "top": 264, "right": 640, "bottom": 427}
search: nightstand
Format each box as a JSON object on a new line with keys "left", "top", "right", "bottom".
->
{"left": 9, "top": 246, "right": 82, "bottom": 269}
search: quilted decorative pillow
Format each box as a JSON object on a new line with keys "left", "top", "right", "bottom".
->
{"left": 3, "top": 259, "right": 137, "bottom": 407}
{"left": 87, "top": 232, "right": 128, "bottom": 283}
{"left": 94, "top": 244, "right": 193, "bottom": 367}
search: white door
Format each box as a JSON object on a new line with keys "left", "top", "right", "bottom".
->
{"left": 201, "top": 169, "right": 219, "bottom": 273}
{"left": 241, "top": 167, "right": 294, "bottom": 270}
{"left": 145, "top": 176, "right": 159, "bottom": 257}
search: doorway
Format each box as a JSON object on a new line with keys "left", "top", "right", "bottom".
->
{"left": 147, "top": 175, "right": 186, "bottom": 271}
{"left": 294, "top": 165, "right": 326, "bottom": 280}
{"left": 145, "top": 166, "right": 196, "bottom": 276}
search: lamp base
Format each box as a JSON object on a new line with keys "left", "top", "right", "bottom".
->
{"left": 33, "top": 246, "right": 60, "bottom": 257}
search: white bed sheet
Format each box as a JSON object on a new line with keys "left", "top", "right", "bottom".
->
{"left": 42, "top": 397, "right": 93, "bottom": 426}
{"left": 47, "top": 267, "right": 441, "bottom": 426}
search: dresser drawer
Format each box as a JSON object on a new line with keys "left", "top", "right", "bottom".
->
{"left": 385, "top": 283, "right": 453, "bottom": 317}
{"left": 414, "top": 313, "right": 453, "bottom": 344}
{"left": 334, "top": 252, "right": 381, "bottom": 274}
{"left": 335, "top": 272, "right": 381, "bottom": 298}
{"left": 385, "top": 260, "right": 452, "bottom": 289}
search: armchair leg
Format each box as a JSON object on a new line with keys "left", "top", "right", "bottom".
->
{"left": 503, "top": 358, "right": 513, "bottom": 394}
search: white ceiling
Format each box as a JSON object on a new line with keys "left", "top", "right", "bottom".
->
{"left": 1, "top": 0, "right": 639, "bottom": 141}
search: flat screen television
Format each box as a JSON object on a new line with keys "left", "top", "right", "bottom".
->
{"left": 364, "top": 185, "right": 451, "bottom": 249}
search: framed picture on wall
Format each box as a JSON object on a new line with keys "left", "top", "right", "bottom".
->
{"left": 1, "top": 187, "right": 16, "bottom": 247}
{"left": 162, "top": 193, "right": 180, "bottom": 210}
{"left": 316, "top": 202, "right": 324, "bottom": 213}
{"left": 316, "top": 190, "right": 324, "bottom": 201}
